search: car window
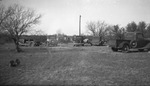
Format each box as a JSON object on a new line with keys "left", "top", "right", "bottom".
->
{"left": 124, "top": 33, "right": 135, "bottom": 40}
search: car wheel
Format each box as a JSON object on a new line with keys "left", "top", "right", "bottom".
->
{"left": 130, "top": 40, "right": 137, "bottom": 48}
{"left": 111, "top": 47, "right": 118, "bottom": 52}
{"left": 90, "top": 43, "right": 93, "bottom": 46}
{"left": 122, "top": 44, "right": 129, "bottom": 53}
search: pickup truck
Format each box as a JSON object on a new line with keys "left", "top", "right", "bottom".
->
{"left": 108, "top": 32, "right": 150, "bottom": 52}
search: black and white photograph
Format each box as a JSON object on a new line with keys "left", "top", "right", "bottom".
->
{"left": 0, "top": 0, "right": 150, "bottom": 85}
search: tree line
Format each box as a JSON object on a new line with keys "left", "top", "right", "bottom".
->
{"left": 86, "top": 21, "right": 150, "bottom": 41}
{"left": 1, "top": 3, "right": 150, "bottom": 52}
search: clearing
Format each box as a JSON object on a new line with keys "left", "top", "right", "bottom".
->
{"left": 0, "top": 43, "right": 150, "bottom": 86}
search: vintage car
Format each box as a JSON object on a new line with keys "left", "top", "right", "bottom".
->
{"left": 90, "top": 36, "right": 104, "bottom": 46}
{"left": 19, "top": 39, "right": 34, "bottom": 47}
{"left": 73, "top": 36, "right": 85, "bottom": 46}
{"left": 108, "top": 32, "right": 150, "bottom": 52}
{"left": 73, "top": 36, "right": 93, "bottom": 46}
{"left": 47, "top": 35, "right": 58, "bottom": 47}
{"left": 47, "top": 39, "right": 58, "bottom": 47}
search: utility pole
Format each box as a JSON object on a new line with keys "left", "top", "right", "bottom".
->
{"left": 79, "top": 15, "right": 81, "bottom": 36}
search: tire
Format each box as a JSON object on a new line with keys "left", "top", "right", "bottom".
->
{"left": 111, "top": 47, "right": 118, "bottom": 52}
{"left": 90, "top": 43, "right": 93, "bottom": 46}
{"left": 122, "top": 44, "right": 130, "bottom": 53}
{"left": 130, "top": 40, "right": 137, "bottom": 48}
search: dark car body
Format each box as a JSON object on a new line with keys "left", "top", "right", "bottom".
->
{"left": 108, "top": 32, "right": 150, "bottom": 52}
{"left": 73, "top": 36, "right": 93, "bottom": 46}
{"left": 73, "top": 36, "right": 85, "bottom": 46}
{"left": 34, "top": 41, "right": 42, "bottom": 46}
{"left": 90, "top": 36, "right": 104, "bottom": 46}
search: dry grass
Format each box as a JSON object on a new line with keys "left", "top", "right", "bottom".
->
{"left": 0, "top": 43, "right": 150, "bottom": 86}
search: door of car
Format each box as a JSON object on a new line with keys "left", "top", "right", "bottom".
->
{"left": 136, "top": 33, "right": 148, "bottom": 48}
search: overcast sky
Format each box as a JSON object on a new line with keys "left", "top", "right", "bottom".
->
{"left": 1, "top": 0, "right": 150, "bottom": 35}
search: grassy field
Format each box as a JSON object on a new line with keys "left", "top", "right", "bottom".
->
{"left": 0, "top": 43, "right": 150, "bottom": 86}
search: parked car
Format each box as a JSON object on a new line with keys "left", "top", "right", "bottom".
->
{"left": 73, "top": 36, "right": 85, "bottom": 46}
{"left": 108, "top": 32, "right": 150, "bottom": 52}
{"left": 90, "top": 36, "right": 104, "bottom": 46}
{"left": 19, "top": 39, "right": 34, "bottom": 47}
{"left": 48, "top": 39, "right": 58, "bottom": 47}
{"left": 34, "top": 41, "right": 42, "bottom": 46}
{"left": 19, "top": 42, "right": 30, "bottom": 47}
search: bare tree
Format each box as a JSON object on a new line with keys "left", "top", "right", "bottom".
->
{"left": 96, "top": 21, "right": 108, "bottom": 40}
{"left": 86, "top": 21, "right": 108, "bottom": 41}
{"left": 86, "top": 21, "right": 97, "bottom": 36}
{"left": 0, "top": 5, "right": 14, "bottom": 29}
{"left": 0, "top": 4, "right": 41, "bottom": 52}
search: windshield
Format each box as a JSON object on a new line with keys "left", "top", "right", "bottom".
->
{"left": 124, "top": 32, "right": 135, "bottom": 40}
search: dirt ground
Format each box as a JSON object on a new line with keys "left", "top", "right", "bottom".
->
{"left": 0, "top": 43, "right": 150, "bottom": 86}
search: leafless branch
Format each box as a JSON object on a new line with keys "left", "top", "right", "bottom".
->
{"left": 0, "top": 4, "right": 42, "bottom": 52}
